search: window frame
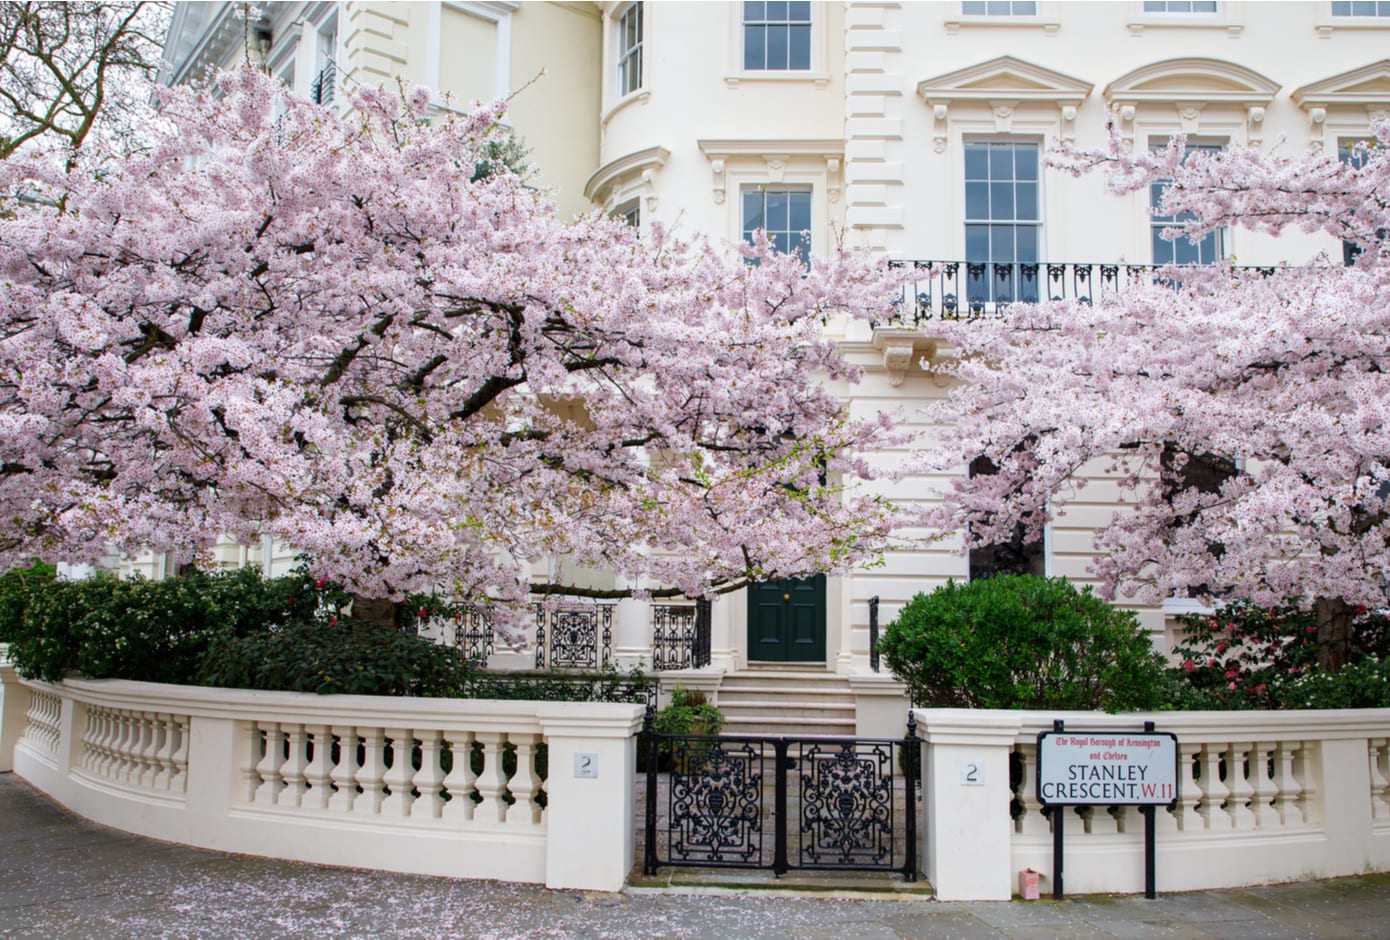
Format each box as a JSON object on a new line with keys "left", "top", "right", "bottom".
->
{"left": 741, "top": 1, "right": 813, "bottom": 72}
{"left": 1148, "top": 138, "right": 1227, "bottom": 267}
{"left": 961, "top": 137, "right": 1044, "bottom": 304}
{"left": 1330, "top": 0, "right": 1390, "bottom": 15}
{"left": 741, "top": 185, "right": 814, "bottom": 266}
{"left": 616, "top": 2, "right": 644, "bottom": 99}
{"left": 960, "top": 0, "right": 1039, "bottom": 14}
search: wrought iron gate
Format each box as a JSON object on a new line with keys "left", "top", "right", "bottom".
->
{"left": 640, "top": 716, "right": 919, "bottom": 879}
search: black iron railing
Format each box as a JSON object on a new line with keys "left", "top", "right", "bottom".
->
{"left": 868, "top": 595, "right": 880, "bottom": 673}
{"left": 452, "top": 607, "right": 496, "bottom": 664}
{"left": 651, "top": 600, "right": 713, "bottom": 671}
{"left": 311, "top": 59, "right": 336, "bottom": 105}
{"left": 535, "top": 603, "right": 614, "bottom": 670}
{"left": 885, "top": 260, "right": 1278, "bottom": 327}
{"left": 463, "top": 668, "right": 656, "bottom": 707}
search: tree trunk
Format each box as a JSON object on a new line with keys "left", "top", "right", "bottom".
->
{"left": 1315, "top": 596, "right": 1353, "bottom": 674}
{"left": 352, "top": 595, "right": 400, "bottom": 629}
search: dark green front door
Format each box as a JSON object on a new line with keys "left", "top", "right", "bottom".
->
{"left": 747, "top": 575, "right": 826, "bottom": 663}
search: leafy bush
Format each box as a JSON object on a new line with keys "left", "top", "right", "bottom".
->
{"left": 4, "top": 567, "right": 323, "bottom": 682}
{"left": 1277, "top": 655, "right": 1390, "bottom": 709}
{"left": 653, "top": 685, "right": 724, "bottom": 736}
{"left": 464, "top": 664, "right": 653, "bottom": 704}
{"left": 0, "top": 562, "right": 55, "bottom": 645}
{"left": 878, "top": 575, "right": 1169, "bottom": 711}
{"left": 197, "top": 621, "right": 479, "bottom": 697}
{"left": 1171, "top": 600, "right": 1390, "bottom": 709}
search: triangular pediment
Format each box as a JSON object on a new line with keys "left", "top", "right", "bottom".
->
{"left": 917, "top": 55, "right": 1093, "bottom": 106}
{"left": 1293, "top": 60, "right": 1390, "bottom": 110}
{"left": 1105, "top": 58, "right": 1279, "bottom": 105}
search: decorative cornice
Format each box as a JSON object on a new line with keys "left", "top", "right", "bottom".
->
{"left": 1292, "top": 59, "right": 1390, "bottom": 111}
{"left": 696, "top": 140, "right": 845, "bottom": 206}
{"left": 583, "top": 146, "right": 671, "bottom": 207}
{"left": 1103, "top": 57, "right": 1279, "bottom": 107}
{"left": 915, "top": 55, "right": 1093, "bottom": 108}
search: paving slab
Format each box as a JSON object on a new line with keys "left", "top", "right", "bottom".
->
{"left": 3, "top": 772, "right": 1390, "bottom": 939}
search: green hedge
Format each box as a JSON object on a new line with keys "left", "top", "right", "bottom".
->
{"left": 878, "top": 575, "right": 1170, "bottom": 712}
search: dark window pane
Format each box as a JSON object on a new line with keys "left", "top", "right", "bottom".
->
{"left": 990, "top": 182, "right": 1015, "bottom": 220}
{"left": 767, "top": 0, "right": 788, "bottom": 18}
{"left": 1016, "top": 224, "right": 1038, "bottom": 262}
{"left": 1016, "top": 182, "right": 1038, "bottom": 221}
{"left": 1014, "top": 145, "right": 1038, "bottom": 181}
{"left": 789, "top": 25, "right": 811, "bottom": 69}
{"left": 768, "top": 24, "right": 789, "bottom": 68}
{"left": 965, "top": 181, "right": 989, "bottom": 220}
{"left": 965, "top": 224, "right": 989, "bottom": 260}
{"left": 991, "top": 226, "right": 1016, "bottom": 263}
{"left": 743, "top": 190, "right": 763, "bottom": 234}
{"left": 745, "top": 1, "right": 765, "bottom": 18}
{"left": 744, "top": 25, "right": 765, "bottom": 69}
{"left": 789, "top": 192, "right": 811, "bottom": 232}
{"left": 789, "top": 0, "right": 811, "bottom": 17}
{"left": 989, "top": 144, "right": 1014, "bottom": 179}
{"left": 964, "top": 144, "right": 989, "bottom": 180}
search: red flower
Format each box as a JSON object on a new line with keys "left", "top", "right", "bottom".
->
{"left": 316, "top": 578, "right": 327, "bottom": 589}
{"left": 1182, "top": 659, "right": 1196, "bottom": 673}
{"left": 330, "top": 616, "right": 338, "bottom": 625}
{"left": 1254, "top": 684, "right": 1268, "bottom": 694}
{"left": 419, "top": 608, "right": 429, "bottom": 619}
{"left": 1224, "top": 669, "right": 1239, "bottom": 680}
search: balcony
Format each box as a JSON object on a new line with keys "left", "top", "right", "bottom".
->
{"left": 884, "top": 260, "right": 1277, "bottom": 327}
{"left": 310, "top": 59, "right": 336, "bottom": 106}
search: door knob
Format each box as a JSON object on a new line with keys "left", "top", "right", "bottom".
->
{"left": 783, "top": 593, "right": 790, "bottom": 601}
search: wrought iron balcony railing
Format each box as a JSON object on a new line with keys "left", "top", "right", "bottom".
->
{"left": 885, "top": 260, "right": 1277, "bottom": 327}
{"left": 310, "top": 59, "right": 336, "bottom": 106}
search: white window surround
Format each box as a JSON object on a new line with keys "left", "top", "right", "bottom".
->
{"left": 1149, "top": 138, "right": 1228, "bottom": 266}
{"left": 616, "top": 2, "right": 643, "bottom": 98}
{"left": 1292, "top": 60, "right": 1390, "bottom": 151}
{"left": 696, "top": 140, "right": 841, "bottom": 252}
{"left": 601, "top": 1, "right": 650, "bottom": 126}
{"left": 1126, "top": 0, "right": 1244, "bottom": 35}
{"left": 425, "top": 1, "right": 517, "bottom": 114}
{"left": 917, "top": 55, "right": 1093, "bottom": 154}
{"left": 1103, "top": 57, "right": 1279, "bottom": 148}
{"left": 583, "top": 145, "right": 670, "bottom": 218}
{"left": 725, "top": 1, "right": 831, "bottom": 89}
{"left": 944, "top": 0, "right": 1060, "bottom": 35}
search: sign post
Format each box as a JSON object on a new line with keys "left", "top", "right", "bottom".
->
{"left": 1037, "top": 720, "right": 1177, "bottom": 900}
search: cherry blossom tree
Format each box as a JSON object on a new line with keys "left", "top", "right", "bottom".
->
{"left": 922, "top": 120, "right": 1390, "bottom": 672}
{"left": 0, "top": 2, "right": 169, "bottom": 162}
{"left": 0, "top": 68, "right": 906, "bottom": 638}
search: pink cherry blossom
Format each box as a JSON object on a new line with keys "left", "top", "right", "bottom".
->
{"left": 0, "top": 67, "right": 907, "bottom": 643}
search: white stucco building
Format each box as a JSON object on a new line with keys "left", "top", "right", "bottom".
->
{"left": 155, "top": 2, "right": 1390, "bottom": 732}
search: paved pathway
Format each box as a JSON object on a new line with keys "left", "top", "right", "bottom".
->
{"left": 2, "top": 773, "right": 1388, "bottom": 939}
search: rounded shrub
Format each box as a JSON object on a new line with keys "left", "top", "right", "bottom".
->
{"left": 877, "top": 575, "right": 1169, "bottom": 711}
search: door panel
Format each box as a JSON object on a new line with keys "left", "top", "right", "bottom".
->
{"left": 747, "top": 575, "right": 825, "bottom": 662}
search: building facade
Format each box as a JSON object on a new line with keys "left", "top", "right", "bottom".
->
{"left": 154, "top": 2, "right": 1390, "bottom": 729}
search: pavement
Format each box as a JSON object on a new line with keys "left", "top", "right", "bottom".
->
{"left": 2, "top": 773, "right": 1389, "bottom": 939}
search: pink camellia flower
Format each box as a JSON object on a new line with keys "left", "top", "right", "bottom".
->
{"left": 1225, "top": 669, "right": 1239, "bottom": 679}
{"left": 1216, "top": 641, "right": 1228, "bottom": 653}
{"left": 1182, "top": 659, "right": 1196, "bottom": 673}
{"left": 1228, "top": 682, "right": 1238, "bottom": 690}
{"left": 1254, "top": 684, "right": 1268, "bottom": 694}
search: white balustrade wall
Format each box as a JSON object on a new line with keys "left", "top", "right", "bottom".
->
{"left": 917, "top": 708, "right": 1390, "bottom": 900}
{"left": 0, "top": 664, "right": 643, "bottom": 891}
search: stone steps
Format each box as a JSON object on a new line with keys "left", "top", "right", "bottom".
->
{"left": 716, "top": 670, "right": 856, "bottom": 737}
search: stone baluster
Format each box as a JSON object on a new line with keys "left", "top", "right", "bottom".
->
{"left": 1014, "top": 744, "right": 1050, "bottom": 835}
{"left": 169, "top": 717, "right": 189, "bottom": 793}
{"left": 93, "top": 708, "right": 115, "bottom": 777}
{"left": 78, "top": 708, "right": 100, "bottom": 774}
{"left": 1249, "top": 742, "right": 1279, "bottom": 828}
{"left": 473, "top": 732, "right": 509, "bottom": 824}
{"left": 279, "top": 724, "right": 310, "bottom": 807}
{"left": 507, "top": 733, "right": 543, "bottom": 826}
{"left": 413, "top": 730, "right": 447, "bottom": 820}
{"left": 1199, "top": 742, "right": 1233, "bottom": 829}
{"left": 354, "top": 727, "right": 388, "bottom": 816}
{"left": 1371, "top": 739, "right": 1390, "bottom": 819}
{"left": 254, "top": 721, "right": 285, "bottom": 806}
{"left": 1273, "top": 739, "right": 1304, "bottom": 826}
{"left": 237, "top": 721, "right": 262, "bottom": 802}
{"left": 328, "top": 726, "right": 358, "bottom": 813}
{"left": 381, "top": 729, "right": 416, "bottom": 818}
{"left": 302, "top": 724, "right": 333, "bottom": 810}
{"left": 153, "top": 713, "right": 176, "bottom": 790}
{"left": 1227, "top": 741, "right": 1258, "bottom": 830}
{"left": 118, "top": 711, "right": 139, "bottom": 785}
{"left": 139, "top": 712, "right": 162, "bottom": 788}
{"left": 1295, "top": 741, "right": 1319, "bottom": 826}
{"left": 441, "top": 730, "right": 477, "bottom": 822}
